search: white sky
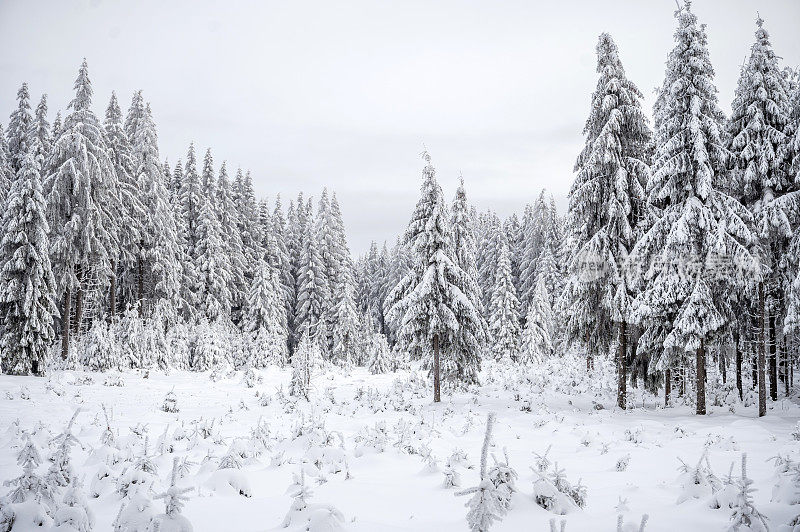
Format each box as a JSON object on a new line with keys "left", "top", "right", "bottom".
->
{"left": 1, "top": 0, "right": 799, "bottom": 254}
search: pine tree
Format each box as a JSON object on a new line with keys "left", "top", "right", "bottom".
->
{"left": 385, "top": 151, "right": 482, "bottom": 401}
{"left": 243, "top": 259, "right": 288, "bottom": 367}
{"left": 727, "top": 16, "right": 793, "bottom": 405}
{"left": 194, "top": 194, "right": 232, "bottom": 322}
{"left": 270, "top": 195, "right": 295, "bottom": 342}
{"left": 628, "top": 3, "right": 758, "bottom": 415}
{"left": 29, "top": 94, "right": 51, "bottom": 164}
{"left": 0, "top": 147, "right": 57, "bottom": 375}
{"left": 108, "top": 91, "right": 143, "bottom": 315}
{"left": 5, "top": 436, "right": 54, "bottom": 525}
{"left": 489, "top": 239, "right": 520, "bottom": 363}
{"left": 561, "top": 33, "right": 650, "bottom": 396}
{"left": 290, "top": 332, "right": 315, "bottom": 399}
{"left": 6, "top": 82, "right": 33, "bottom": 172}
{"left": 131, "top": 100, "right": 181, "bottom": 317}
{"left": 46, "top": 59, "right": 117, "bottom": 358}
{"left": 295, "top": 211, "right": 328, "bottom": 348}
{"left": 330, "top": 273, "right": 362, "bottom": 368}
{"left": 216, "top": 162, "right": 247, "bottom": 321}
{"left": 200, "top": 148, "right": 215, "bottom": 201}
{"left": 0, "top": 125, "right": 12, "bottom": 210}
{"left": 179, "top": 143, "right": 202, "bottom": 255}
{"left": 521, "top": 274, "right": 554, "bottom": 364}
{"left": 450, "top": 177, "right": 488, "bottom": 384}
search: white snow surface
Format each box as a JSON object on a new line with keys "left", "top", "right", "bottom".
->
{"left": 1, "top": 356, "right": 799, "bottom": 531}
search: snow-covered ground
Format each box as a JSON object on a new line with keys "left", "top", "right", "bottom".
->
{"left": 2, "top": 357, "right": 799, "bottom": 531}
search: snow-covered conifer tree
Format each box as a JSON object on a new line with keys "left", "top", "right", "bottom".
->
{"left": 488, "top": 239, "right": 520, "bottom": 363}
{"left": 216, "top": 162, "right": 247, "bottom": 320}
{"left": 385, "top": 150, "right": 482, "bottom": 401}
{"left": 521, "top": 274, "right": 554, "bottom": 364}
{"left": 450, "top": 176, "right": 488, "bottom": 384}
{"left": 29, "top": 94, "right": 51, "bottom": 164}
{"left": 561, "top": 33, "right": 650, "bottom": 400}
{"left": 194, "top": 194, "right": 233, "bottom": 321}
{"left": 243, "top": 259, "right": 289, "bottom": 367}
{"left": 0, "top": 147, "right": 57, "bottom": 375}
{"left": 627, "top": 4, "right": 758, "bottom": 415}
{"left": 295, "top": 212, "right": 328, "bottom": 348}
{"left": 6, "top": 82, "right": 33, "bottom": 172}
{"left": 46, "top": 59, "right": 117, "bottom": 357}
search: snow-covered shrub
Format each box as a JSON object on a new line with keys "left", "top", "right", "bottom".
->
{"left": 151, "top": 457, "right": 194, "bottom": 532}
{"left": 3, "top": 436, "right": 55, "bottom": 528}
{"left": 191, "top": 319, "right": 231, "bottom": 371}
{"left": 162, "top": 389, "right": 179, "bottom": 413}
{"left": 676, "top": 450, "right": 721, "bottom": 504}
{"left": 53, "top": 477, "right": 94, "bottom": 532}
{"left": 281, "top": 469, "right": 345, "bottom": 530}
{"left": 113, "top": 492, "right": 156, "bottom": 532}
{"left": 532, "top": 463, "right": 586, "bottom": 515}
{"left": 81, "top": 320, "right": 122, "bottom": 371}
{"left": 368, "top": 333, "right": 392, "bottom": 374}
{"left": 728, "top": 454, "right": 768, "bottom": 531}
{"left": 616, "top": 454, "right": 631, "bottom": 472}
{"left": 457, "top": 413, "right": 509, "bottom": 532}
{"left": 290, "top": 333, "right": 317, "bottom": 399}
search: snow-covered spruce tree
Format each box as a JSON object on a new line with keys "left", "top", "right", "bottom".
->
{"left": 489, "top": 239, "right": 520, "bottom": 363}
{"left": 456, "top": 413, "right": 504, "bottom": 532}
{"left": 178, "top": 143, "right": 202, "bottom": 262}
{"left": 561, "top": 33, "right": 650, "bottom": 402}
{"left": 53, "top": 476, "right": 94, "bottom": 532}
{"left": 728, "top": 454, "right": 768, "bottom": 531}
{"left": 627, "top": 3, "right": 758, "bottom": 415}
{"left": 450, "top": 176, "right": 488, "bottom": 384}
{"left": 45, "top": 59, "right": 117, "bottom": 359}
{"left": 269, "top": 195, "right": 295, "bottom": 339}
{"left": 295, "top": 209, "right": 329, "bottom": 350}
{"left": 330, "top": 273, "right": 363, "bottom": 368}
{"left": 216, "top": 162, "right": 247, "bottom": 321}
{"left": 104, "top": 91, "right": 142, "bottom": 317}
{"left": 787, "top": 75, "right": 800, "bottom": 341}
{"left": 6, "top": 82, "right": 33, "bottom": 173}
{"left": 131, "top": 99, "right": 181, "bottom": 318}
{"left": 727, "top": 16, "right": 793, "bottom": 404}
{"left": 314, "top": 189, "right": 336, "bottom": 346}
{"left": 194, "top": 193, "right": 233, "bottom": 322}
{"left": 521, "top": 274, "right": 554, "bottom": 364}
{"left": 151, "top": 457, "right": 193, "bottom": 532}
{"left": 81, "top": 319, "right": 121, "bottom": 371}
{"left": 290, "top": 332, "right": 315, "bottom": 399}
{"left": 385, "top": 150, "right": 482, "bottom": 400}
{"left": 46, "top": 410, "right": 80, "bottom": 490}
{"left": 0, "top": 126, "right": 12, "bottom": 205}
{"left": 0, "top": 147, "right": 58, "bottom": 376}
{"left": 517, "top": 192, "right": 551, "bottom": 311}
{"left": 4, "top": 435, "right": 54, "bottom": 525}
{"left": 322, "top": 192, "right": 356, "bottom": 351}
{"left": 29, "top": 94, "right": 52, "bottom": 165}
{"left": 233, "top": 168, "right": 263, "bottom": 288}
{"left": 477, "top": 213, "right": 504, "bottom": 314}
{"left": 242, "top": 259, "right": 289, "bottom": 367}
{"left": 368, "top": 333, "right": 392, "bottom": 374}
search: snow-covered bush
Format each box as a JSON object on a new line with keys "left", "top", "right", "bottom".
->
{"left": 81, "top": 320, "right": 122, "bottom": 371}
{"left": 162, "top": 389, "right": 179, "bottom": 413}
{"left": 368, "top": 333, "right": 392, "bottom": 374}
{"left": 281, "top": 469, "right": 344, "bottom": 530}
{"left": 151, "top": 457, "right": 194, "bottom": 532}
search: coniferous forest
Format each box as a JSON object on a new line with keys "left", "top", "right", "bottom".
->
{"left": 1, "top": 2, "right": 800, "bottom": 531}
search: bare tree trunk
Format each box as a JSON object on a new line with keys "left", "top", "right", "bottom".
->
{"left": 696, "top": 339, "right": 706, "bottom": 415}
{"left": 769, "top": 311, "right": 777, "bottom": 401}
{"left": 585, "top": 329, "right": 593, "bottom": 372}
{"left": 784, "top": 335, "right": 790, "bottom": 397}
{"left": 137, "top": 257, "right": 145, "bottom": 318}
{"left": 758, "top": 282, "right": 767, "bottom": 417}
{"left": 60, "top": 288, "right": 71, "bottom": 360}
{"left": 73, "top": 284, "right": 84, "bottom": 335}
{"left": 665, "top": 367, "right": 671, "bottom": 407}
{"left": 735, "top": 334, "right": 743, "bottom": 401}
{"left": 433, "top": 334, "right": 441, "bottom": 403}
{"left": 109, "top": 259, "right": 117, "bottom": 320}
{"left": 617, "top": 320, "right": 627, "bottom": 410}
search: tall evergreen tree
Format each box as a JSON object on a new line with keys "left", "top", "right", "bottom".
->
{"left": 0, "top": 147, "right": 57, "bottom": 375}
{"left": 0, "top": 125, "right": 12, "bottom": 206}
{"left": 6, "top": 82, "right": 33, "bottom": 173}
{"left": 385, "top": 151, "right": 482, "bottom": 401}
{"left": 216, "top": 162, "right": 247, "bottom": 320}
{"left": 45, "top": 60, "right": 117, "bottom": 358}
{"left": 450, "top": 176, "right": 488, "bottom": 384}
{"left": 179, "top": 143, "right": 202, "bottom": 255}
{"left": 194, "top": 194, "right": 232, "bottom": 321}
{"left": 627, "top": 4, "right": 758, "bottom": 415}
{"left": 29, "top": 94, "right": 51, "bottom": 164}
{"left": 243, "top": 259, "right": 288, "bottom": 367}
{"left": 521, "top": 274, "right": 554, "bottom": 364}
{"left": 489, "top": 239, "right": 520, "bottom": 363}
{"left": 561, "top": 33, "right": 650, "bottom": 396}
{"left": 727, "top": 16, "right": 794, "bottom": 403}
{"left": 295, "top": 214, "right": 328, "bottom": 347}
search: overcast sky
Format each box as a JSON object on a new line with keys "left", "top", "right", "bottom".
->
{"left": 1, "top": 0, "right": 799, "bottom": 254}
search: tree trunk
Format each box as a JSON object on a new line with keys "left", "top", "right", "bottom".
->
{"left": 137, "top": 256, "right": 145, "bottom": 318}
{"left": 665, "top": 367, "right": 671, "bottom": 408}
{"left": 617, "top": 320, "right": 627, "bottom": 410}
{"left": 720, "top": 351, "right": 727, "bottom": 384}
{"left": 109, "top": 259, "right": 117, "bottom": 320}
{"left": 433, "top": 334, "right": 441, "bottom": 403}
{"left": 60, "top": 288, "right": 71, "bottom": 361}
{"left": 585, "top": 329, "right": 593, "bottom": 372}
{"left": 73, "top": 283, "right": 84, "bottom": 335}
{"left": 769, "top": 311, "right": 777, "bottom": 401}
{"left": 696, "top": 339, "right": 706, "bottom": 415}
{"left": 735, "top": 336, "right": 743, "bottom": 401}
{"left": 758, "top": 282, "right": 767, "bottom": 417}
{"left": 784, "top": 336, "right": 790, "bottom": 397}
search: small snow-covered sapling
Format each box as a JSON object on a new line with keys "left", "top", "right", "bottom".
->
{"left": 162, "top": 388, "right": 179, "bottom": 413}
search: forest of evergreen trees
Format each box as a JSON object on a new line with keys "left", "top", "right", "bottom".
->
{"left": 0, "top": 2, "right": 798, "bottom": 417}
